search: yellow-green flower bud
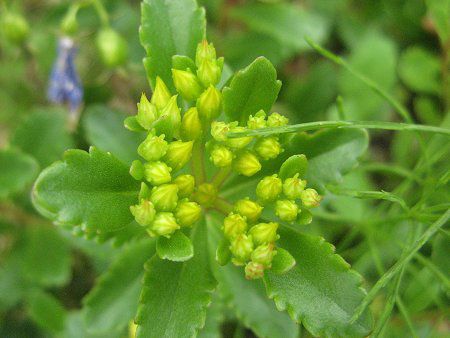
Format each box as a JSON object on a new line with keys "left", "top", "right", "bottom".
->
{"left": 172, "top": 68, "right": 203, "bottom": 101}
{"left": 139, "top": 182, "right": 151, "bottom": 200}
{"left": 150, "top": 184, "right": 179, "bottom": 211}
{"left": 234, "top": 151, "right": 261, "bottom": 177}
{"left": 151, "top": 77, "right": 171, "bottom": 110}
{"left": 247, "top": 110, "right": 267, "bottom": 129}
{"left": 210, "top": 145, "right": 233, "bottom": 167}
{"left": 130, "top": 199, "right": 156, "bottom": 226}
{"left": 251, "top": 243, "right": 276, "bottom": 268}
{"left": 136, "top": 93, "right": 158, "bottom": 130}
{"left": 181, "top": 107, "right": 202, "bottom": 141}
{"left": 96, "top": 28, "right": 128, "bottom": 68}
{"left": 138, "top": 134, "right": 168, "bottom": 161}
{"left": 224, "top": 127, "right": 252, "bottom": 149}
{"left": 60, "top": 6, "right": 78, "bottom": 35}
{"left": 195, "top": 39, "right": 216, "bottom": 66}
{"left": 193, "top": 183, "right": 218, "bottom": 207}
{"left": 248, "top": 222, "right": 279, "bottom": 246}
{"left": 197, "top": 59, "right": 221, "bottom": 87}
{"left": 149, "top": 212, "right": 180, "bottom": 237}
{"left": 234, "top": 199, "right": 263, "bottom": 223}
{"left": 130, "top": 160, "right": 144, "bottom": 180}
{"left": 1, "top": 12, "right": 29, "bottom": 44}
{"left": 267, "top": 113, "right": 289, "bottom": 127}
{"left": 223, "top": 212, "right": 247, "bottom": 240}
{"left": 211, "top": 121, "right": 231, "bottom": 142}
{"left": 173, "top": 174, "right": 195, "bottom": 198}
{"left": 275, "top": 199, "right": 299, "bottom": 222}
{"left": 144, "top": 161, "right": 172, "bottom": 186}
{"left": 230, "top": 234, "right": 254, "bottom": 265}
{"left": 256, "top": 175, "right": 282, "bottom": 202}
{"left": 154, "top": 95, "right": 181, "bottom": 139}
{"left": 164, "top": 140, "right": 194, "bottom": 171}
{"left": 254, "top": 137, "right": 282, "bottom": 160}
{"left": 282, "top": 174, "right": 307, "bottom": 200}
{"left": 300, "top": 188, "right": 322, "bottom": 208}
{"left": 197, "top": 86, "right": 222, "bottom": 122}
{"left": 175, "top": 200, "right": 202, "bottom": 227}
{"left": 245, "top": 261, "right": 265, "bottom": 280}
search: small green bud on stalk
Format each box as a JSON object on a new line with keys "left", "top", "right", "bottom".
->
{"left": 251, "top": 243, "right": 277, "bottom": 268}
{"left": 164, "top": 140, "right": 194, "bottom": 171}
{"left": 211, "top": 121, "right": 231, "bottom": 142}
{"left": 138, "top": 182, "right": 151, "bottom": 200}
{"left": 1, "top": 12, "right": 29, "bottom": 44}
{"left": 196, "top": 40, "right": 216, "bottom": 66}
{"left": 223, "top": 213, "right": 247, "bottom": 239}
{"left": 283, "top": 174, "right": 307, "bottom": 200}
{"left": 210, "top": 145, "right": 233, "bottom": 167}
{"left": 61, "top": 6, "right": 78, "bottom": 35}
{"left": 248, "top": 222, "right": 279, "bottom": 246}
{"left": 197, "top": 59, "right": 221, "bottom": 87}
{"left": 153, "top": 95, "right": 181, "bottom": 139}
{"left": 173, "top": 175, "right": 195, "bottom": 198}
{"left": 151, "top": 77, "right": 172, "bottom": 110}
{"left": 254, "top": 137, "right": 282, "bottom": 160}
{"left": 175, "top": 200, "right": 202, "bottom": 227}
{"left": 144, "top": 161, "right": 172, "bottom": 186}
{"left": 172, "top": 68, "right": 203, "bottom": 101}
{"left": 267, "top": 113, "right": 289, "bottom": 127}
{"left": 225, "top": 127, "right": 253, "bottom": 149}
{"left": 230, "top": 234, "right": 254, "bottom": 265}
{"left": 275, "top": 199, "right": 299, "bottom": 222}
{"left": 247, "top": 110, "right": 267, "bottom": 129}
{"left": 150, "top": 184, "right": 179, "bottom": 211}
{"left": 256, "top": 175, "right": 282, "bottom": 202}
{"left": 136, "top": 93, "right": 158, "bottom": 130}
{"left": 130, "top": 160, "right": 144, "bottom": 180}
{"left": 96, "top": 28, "right": 128, "bottom": 68}
{"left": 300, "top": 188, "right": 322, "bottom": 208}
{"left": 138, "top": 134, "right": 168, "bottom": 161}
{"left": 181, "top": 107, "right": 203, "bottom": 140}
{"left": 234, "top": 199, "right": 263, "bottom": 223}
{"left": 197, "top": 86, "right": 222, "bottom": 122}
{"left": 130, "top": 199, "right": 156, "bottom": 226}
{"left": 193, "top": 183, "right": 218, "bottom": 207}
{"left": 149, "top": 212, "right": 180, "bottom": 237}
{"left": 245, "top": 261, "right": 265, "bottom": 280}
{"left": 234, "top": 151, "right": 261, "bottom": 177}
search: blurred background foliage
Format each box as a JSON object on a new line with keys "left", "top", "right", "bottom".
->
{"left": 0, "top": 0, "right": 448, "bottom": 337}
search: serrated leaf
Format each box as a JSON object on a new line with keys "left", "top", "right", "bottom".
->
{"left": 83, "top": 239, "right": 155, "bottom": 334}
{"left": 11, "top": 108, "right": 74, "bottom": 167}
{"left": 136, "top": 221, "right": 216, "bottom": 338}
{"left": 198, "top": 294, "right": 224, "bottom": 338}
{"left": 223, "top": 57, "right": 282, "bottom": 123}
{"left": 83, "top": 105, "right": 145, "bottom": 165}
{"left": 32, "top": 147, "right": 139, "bottom": 233}
{"left": 263, "top": 226, "right": 372, "bottom": 337}
{"left": 140, "top": 0, "right": 206, "bottom": 90}
{"left": 279, "top": 155, "right": 308, "bottom": 180}
{"left": 0, "top": 148, "right": 39, "bottom": 199}
{"left": 156, "top": 230, "right": 194, "bottom": 262}
{"left": 27, "top": 290, "right": 67, "bottom": 333}
{"left": 271, "top": 247, "right": 296, "bottom": 274}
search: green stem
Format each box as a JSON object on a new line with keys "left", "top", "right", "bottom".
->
{"left": 396, "top": 296, "right": 418, "bottom": 338}
{"left": 415, "top": 253, "right": 450, "bottom": 290}
{"left": 359, "top": 163, "right": 423, "bottom": 183}
{"left": 211, "top": 166, "right": 232, "bottom": 189}
{"left": 213, "top": 198, "right": 233, "bottom": 215}
{"left": 191, "top": 141, "right": 206, "bottom": 184}
{"left": 91, "top": 0, "right": 109, "bottom": 27}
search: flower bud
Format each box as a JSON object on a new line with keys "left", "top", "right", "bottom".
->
{"left": 96, "top": 28, "right": 128, "bottom": 68}
{"left": 149, "top": 212, "right": 180, "bottom": 237}
{"left": 173, "top": 174, "right": 195, "bottom": 198}
{"left": 234, "top": 199, "right": 263, "bottom": 223}
{"left": 254, "top": 137, "right": 282, "bottom": 160}
{"left": 61, "top": 6, "right": 78, "bottom": 35}
{"left": 223, "top": 213, "right": 247, "bottom": 240}
{"left": 247, "top": 110, "right": 267, "bottom": 129}
{"left": 144, "top": 161, "right": 172, "bottom": 186}
{"left": 197, "top": 86, "right": 222, "bottom": 122}
{"left": 164, "top": 140, "right": 194, "bottom": 171}
{"left": 139, "top": 182, "right": 151, "bottom": 200}
{"left": 153, "top": 95, "right": 181, "bottom": 139}
{"left": 230, "top": 234, "right": 254, "bottom": 265}
{"left": 1, "top": 12, "right": 29, "bottom": 44}
{"left": 174, "top": 200, "right": 202, "bottom": 227}
{"left": 130, "top": 199, "right": 156, "bottom": 226}
{"left": 282, "top": 174, "right": 307, "bottom": 200}
{"left": 130, "top": 160, "right": 144, "bottom": 180}
{"left": 136, "top": 93, "right": 158, "bottom": 130}
{"left": 256, "top": 175, "right": 282, "bottom": 202}
{"left": 211, "top": 121, "right": 231, "bottom": 142}
{"left": 150, "top": 184, "right": 179, "bottom": 211}
{"left": 138, "top": 134, "right": 168, "bottom": 161}
{"left": 275, "top": 200, "right": 299, "bottom": 222}
{"left": 248, "top": 222, "right": 279, "bottom": 246}
{"left": 181, "top": 107, "right": 202, "bottom": 140}
{"left": 197, "top": 59, "right": 221, "bottom": 87}
{"left": 251, "top": 243, "right": 276, "bottom": 267}
{"left": 151, "top": 77, "right": 171, "bottom": 110}
{"left": 172, "top": 68, "right": 203, "bottom": 101}
{"left": 193, "top": 183, "right": 218, "bottom": 207}
{"left": 267, "top": 113, "right": 289, "bottom": 127}
{"left": 195, "top": 39, "right": 216, "bottom": 66}
{"left": 210, "top": 145, "right": 233, "bottom": 167}
{"left": 234, "top": 151, "right": 261, "bottom": 177}
{"left": 300, "top": 188, "right": 322, "bottom": 208}
{"left": 245, "top": 261, "right": 265, "bottom": 280}
{"left": 224, "top": 127, "right": 252, "bottom": 149}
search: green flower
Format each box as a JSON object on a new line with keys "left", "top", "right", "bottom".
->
{"left": 234, "top": 151, "right": 261, "bottom": 177}
{"left": 136, "top": 93, "right": 158, "bottom": 130}
{"left": 144, "top": 161, "right": 172, "bottom": 186}
{"left": 164, "top": 140, "right": 194, "bottom": 171}
{"left": 197, "top": 86, "right": 222, "bottom": 122}
{"left": 150, "top": 184, "right": 179, "bottom": 211}
{"left": 300, "top": 188, "right": 322, "bottom": 208}
{"left": 251, "top": 243, "right": 276, "bottom": 268}
{"left": 130, "top": 199, "right": 156, "bottom": 226}
{"left": 234, "top": 198, "right": 263, "bottom": 223}
{"left": 173, "top": 175, "right": 195, "bottom": 198}
{"left": 174, "top": 200, "right": 202, "bottom": 227}
{"left": 244, "top": 261, "right": 265, "bottom": 280}
{"left": 283, "top": 174, "right": 307, "bottom": 200}
{"left": 151, "top": 77, "right": 172, "bottom": 110}
{"left": 138, "top": 134, "right": 168, "bottom": 161}
{"left": 223, "top": 212, "right": 248, "bottom": 239}
{"left": 149, "top": 212, "right": 180, "bottom": 237}
{"left": 210, "top": 145, "right": 233, "bottom": 167}
{"left": 275, "top": 199, "right": 299, "bottom": 222}
{"left": 230, "top": 234, "right": 254, "bottom": 265}
{"left": 267, "top": 112, "right": 289, "bottom": 127}
{"left": 172, "top": 68, "right": 203, "bottom": 101}
{"left": 181, "top": 107, "right": 202, "bottom": 141}
{"left": 256, "top": 175, "right": 282, "bottom": 202}
{"left": 254, "top": 137, "right": 282, "bottom": 160}
{"left": 248, "top": 222, "right": 279, "bottom": 246}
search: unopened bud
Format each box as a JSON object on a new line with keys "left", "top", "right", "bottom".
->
{"left": 210, "top": 145, "right": 233, "bottom": 167}
{"left": 172, "top": 68, "right": 203, "bottom": 101}
{"left": 234, "top": 151, "right": 261, "bottom": 177}
{"left": 248, "top": 222, "right": 279, "bottom": 246}
{"left": 96, "top": 28, "right": 128, "bottom": 68}
{"left": 197, "top": 86, "right": 222, "bottom": 122}
{"left": 151, "top": 77, "right": 171, "bottom": 110}
{"left": 254, "top": 137, "right": 282, "bottom": 160}
{"left": 150, "top": 184, "right": 179, "bottom": 211}
{"left": 193, "top": 183, "right": 218, "bottom": 207}
{"left": 144, "top": 161, "right": 172, "bottom": 186}
{"left": 1, "top": 12, "right": 29, "bottom": 44}
{"left": 138, "top": 182, "right": 151, "bottom": 200}
{"left": 136, "top": 93, "right": 158, "bottom": 130}
{"left": 247, "top": 110, "right": 267, "bottom": 129}
{"left": 211, "top": 121, "right": 231, "bottom": 142}
{"left": 197, "top": 59, "right": 221, "bottom": 87}
{"left": 181, "top": 107, "right": 202, "bottom": 140}
{"left": 234, "top": 199, "right": 263, "bottom": 223}
{"left": 130, "top": 199, "right": 156, "bottom": 226}
{"left": 251, "top": 243, "right": 276, "bottom": 267}
{"left": 267, "top": 113, "right": 289, "bottom": 127}
{"left": 164, "top": 140, "right": 194, "bottom": 171}
{"left": 300, "top": 188, "right": 322, "bottom": 208}
{"left": 196, "top": 40, "right": 216, "bottom": 66}
{"left": 149, "top": 212, "right": 180, "bottom": 237}
{"left": 175, "top": 200, "right": 202, "bottom": 227}
{"left": 173, "top": 174, "right": 195, "bottom": 198}
{"left": 256, "top": 175, "right": 282, "bottom": 202}
{"left": 223, "top": 213, "right": 247, "bottom": 240}
{"left": 282, "top": 174, "right": 307, "bottom": 200}
{"left": 138, "top": 134, "right": 168, "bottom": 161}
{"left": 130, "top": 160, "right": 144, "bottom": 180}
{"left": 275, "top": 199, "right": 299, "bottom": 222}
{"left": 230, "top": 234, "right": 254, "bottom": 265}
{"left": 245, "top": 261, "right": 265, "bottom": 280}
{"left": 61, "top": 6, "right": 78, "bottom": 35}
{"left": 154, "top": 95, "right": 181, "bottom": 139}
{"left": 225, "top": 127, "right": 252, "bottom": 149}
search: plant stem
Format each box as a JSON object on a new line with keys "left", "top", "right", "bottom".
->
{"left": 213, "top": 198, "right": 233, "bottom": 215}
{"left": 396, "top": 296, "right": 418, "bottom": 338}
{"left": 191, "top": 141, "right": 206, "bottom": 184}
{"left": 211, "top": 166, "right": 231, "bottom": 189}
{"left": 91, "top": 0, "right": 109, "bottom": 27}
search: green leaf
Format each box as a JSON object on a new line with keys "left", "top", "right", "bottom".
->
{"left": 156, "top": 230, "right": 194, "bottom": 262}
{"left": 426, "top": 0, "right": 450, "bottom": 43}
{"left": 198, "top": 294, "right": 224, "bottom": 338}
{"left": 140, "top": 0, "right": 206, "bottom": 90}
{"left": 432, "top": 234, "right": 450, "bottom": 279}
{"left": 0, "top": 148, "right": 39, "bottom": 199}
{"left": 279, "top": 155, "right": 308, "bottom": 180}
{"left": 271, "top": 247, "right": 296, "bottom": 274}
{"left": 223, "top": 57, "right": 282, "bottom": 123}
{"left": 83, "top": 239, "right": 155, "bottom": 334}
{"left": 11, "top": 108, "right": 74, "bottom": 167}
{"left": 62, "top": 311, "right": 123, "bottom": 338}
{"left": 83, "top": 105, "right": 145, "bottom": 165}
{"left": 172, "top": 55, "right": 196, "bottom": 71}
{"left": 263, "top": 226, "right": 373, "bottom": 337}
{"left": 136, "top": 221, "right": 216, "bottom": 338}
{"left": 27, "top": 290, "right": 67, "bottom": 333}
{"left": 124, "top": 116, "right": 147, "bottom": 132}
{"left": 32, "top": 147, "right": 139, "bottom": 233}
